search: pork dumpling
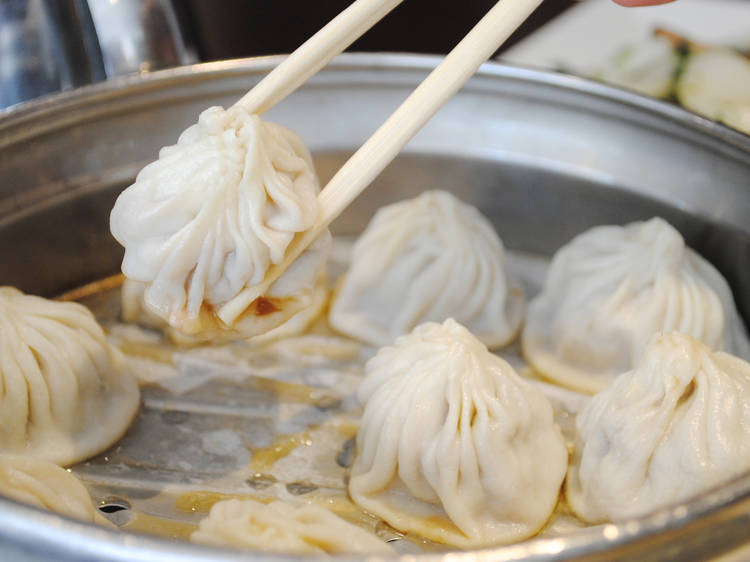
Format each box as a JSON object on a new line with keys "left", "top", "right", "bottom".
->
{"left": 0, "top": 454, "right": 111, "bottom": 526}
{"left": 121, "top": 269, "right": 329, "bottom": 346}
{"left": 0, "top": 287, "right": 140, "bottom": 465}
{"left": 349, "top": 319, "right": 567, "bottom": 547}
{"left": 191, "top": 498, "right": 394, "bottom": 555}
{"left": 567, "top": 331, "right": 750, "bottom": 523}
{"left": 522, "top": 217, "right": 750, "bottom": 394}
{"left": 329, "top": 190, "right": 524, "bottom": 348}
{"left": 110, "top": 105, "right": 330, "bottom": 339}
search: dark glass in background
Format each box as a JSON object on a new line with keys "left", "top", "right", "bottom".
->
{"left": 0, "top": 0, "right": 105, "bottom": 108}
{"left": 0, "top": 0, "right": 575, "bottom": 109}
{"left": 179, "top": 0, "right": 575, "bottom": 62}
{"left": 0, "top": 0, "right": 195, "bottom": 109}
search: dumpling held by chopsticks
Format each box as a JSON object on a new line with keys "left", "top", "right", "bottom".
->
{"left": 110, "top": 105, "right": 330, "bottom": 338}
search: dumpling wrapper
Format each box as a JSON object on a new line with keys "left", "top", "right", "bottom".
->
{"left": 0, "top": 287, "right": 140, "bottom": 465}
{"left": 110, "top": 105, "right": 330, "bottom": 339}
{"left": 0, "top": 454, "right": 111, "bottom": 526}
{"left": 350, "top": 319, "right": 567, "bottom": 548}
{"left": 120, "top": 269, "right": 329, "bottom": 346}
{"left": 567, "top": 331, "right": 750, "bottom": 523}
{"left": 329, "top": 190, "right": 524, "bottom": 349}
{"left": 522, "top": 217, "right": 750, "bottom": 394}
{"left": 190, "top": 498, "right": 394, "bottom": 555}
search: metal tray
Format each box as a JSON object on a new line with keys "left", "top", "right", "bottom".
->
{"left": 0, "top": 54, "right": 749, "bottom": 562}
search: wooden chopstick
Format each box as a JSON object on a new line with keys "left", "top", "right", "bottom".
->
{"left": 235, "top": 0, "right": 404, "bottom": 115}
{"left": 218, "top": 0, "right": 545, "bottom": 326}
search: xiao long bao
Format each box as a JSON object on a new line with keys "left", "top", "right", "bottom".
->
{"left": 567, "top": 332, "right": 750, "bottom": 523}
{"left": 329, "top": 190, "right": 524, "bottom": 349}
{"left": 0, "top": 454, "right": 111, "bottom": 526}
{"left": 522, "top": 217, "right": 750, "bottom": 394}
{"left": 110, "top": 105, "right": 330, "bottom": 339}
{"left": 191, "top": 498, "right": 394, "bottom": 555}
{"left": 349, "top": 319, "right": 567, "bottom": 547}
{"left": 0, "top": 287, "right": 139, "bottom": 466}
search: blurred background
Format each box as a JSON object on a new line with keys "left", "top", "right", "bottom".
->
{"left": 0, "top": 0, "right": 579, "bottom": 108}
{"left": 1, "top": 0, "right": 748, "bottom": 134}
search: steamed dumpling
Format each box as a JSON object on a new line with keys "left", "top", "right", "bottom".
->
{"left": 567, "top": 332, "right": 750, "bottom": 523}
{"left": 191, "top": 498, "right": 394, "bottom": 555}
{"left": 0, "top": 454, "right": 111, "bottom": 526}
{"left": 110, "top": 105, "right": 330, "bottom": 339}
{"left": 597, "top": 36, "right": 679, "bottom": 98}
{"left": 329, "top": 190, "right": 524, "bottom": 348}
{"left": 676, "top": 48, "right": 750, "bottom": 135}
{"left": 121, "top": 269, "right": 329, "bottom": 345}
{"left": 0, "top": 287, "right": 140, "bottom": 465}
{"left": 522, "top": 217, "right": 750, "bottom": 394}
{"left": 349, "top": 319, "right": 567, "bottom": 547}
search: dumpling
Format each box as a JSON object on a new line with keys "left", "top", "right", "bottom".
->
{"left": 329, "top": 190, "right": 524, "bottom": 348}
{"left": 0, "top": 287, "right": 140, "bottom": 465}
{"left": 349, "top": 319, "right": 567, "bottom": 547}
{"left": 676, "top": 48, "right": 750, "bottom": 135}
{"left": 0, "top": 454, "right": 111, "bottom": 526}
{"left": 595, "top": 36, "right": 679, "bottom": 99}
{"left": 121, "top": 269, "right": 329, "bottom": 346}
{"left": 567, "top": 331, "right": 750, "bottom": 523}
{"left": 190, "top": 498, "right": 394, "bottom": 555}
{"left": 110, "top": 105, "right": 330, "bottom": 339}
{"left": 522, "top": 217, "right": 750, "bottom": 394}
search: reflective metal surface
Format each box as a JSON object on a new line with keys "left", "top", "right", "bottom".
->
{"left": 87, "top": 0, "right": 196, "bottom": 77}
{"left": 0, "top": 0, "right": 195, "bottom": 109}
{"left": 0, "top": 0, "right": 105, "bottom": 107}
{"left": 0, "top": 54, "right": 749, "bottom": 561}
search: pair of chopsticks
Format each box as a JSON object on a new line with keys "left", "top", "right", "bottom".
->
{"left": 220, "top": 0, "right": 544, "bottom": 324}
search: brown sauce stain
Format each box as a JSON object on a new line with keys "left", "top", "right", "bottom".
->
{"left": 251, "top": 376, "right": 335, "bottom": 405}
{"left": 252, "top": 296, "right": 280, "bottom": 316}
{"left": 123, "top": 512, "right": 197, "bottom": 541}
{"left": 175, "top": 491, "right": 268, "bottom": 515}
{"left": 250, "top": 431, "right": 312, "bottom": 474}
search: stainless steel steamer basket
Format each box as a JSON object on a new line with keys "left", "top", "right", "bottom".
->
{"left": 0, "top": 54, "right": 749, "bottom": 561}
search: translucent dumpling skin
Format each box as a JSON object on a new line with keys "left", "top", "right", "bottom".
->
{"left": 191, "top": 499, "right": 393, "bottom": 555}
{"left": 0, "top": 454, "right": 111, "bottom": 526}
{"left": 567, "top": 332, "right": 750, "bottom": 523}
{"left": 329, "top": 190, "right": 524, "bottom": 348}
{"left": 350, "top": 319, "right": 567, "bottom": 547}
{"left": 522, "top": 217, "right": 750, "bottom": 394}
{"left": 0, "top": 287, "right": 140, "bottom": 465}
{"left": 110, "top": 105, "right": 330, "bottom": 338}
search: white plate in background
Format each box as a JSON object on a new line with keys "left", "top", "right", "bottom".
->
{"left": 500, "top": 0, "right": 750, "bottom": 75}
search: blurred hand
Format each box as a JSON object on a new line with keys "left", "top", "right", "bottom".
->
{"left": 612, "top": 0, "right": 676, "bottom": 5}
